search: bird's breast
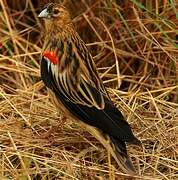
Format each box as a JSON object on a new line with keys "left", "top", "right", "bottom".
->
{"left": 42, "top": 50, "right": 58, "bottom": 65}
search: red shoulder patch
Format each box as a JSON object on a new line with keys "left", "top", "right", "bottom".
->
{"left": 43, "top": 51, "right": 58, "bottom": 65}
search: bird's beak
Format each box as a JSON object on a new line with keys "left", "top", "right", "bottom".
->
{"left": 38, "top": 8, "right": 50, "bottom": 18}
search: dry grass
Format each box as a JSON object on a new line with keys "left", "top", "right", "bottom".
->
{"left": 0, "top": 0, "right": 178, "bottom": 179}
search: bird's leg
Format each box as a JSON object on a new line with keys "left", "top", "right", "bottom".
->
{"left": 41, "top": 115, "right": 67, "bottom": 139}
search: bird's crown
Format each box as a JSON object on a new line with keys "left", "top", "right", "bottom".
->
{"left": 38, "top": 3, "right": 71, "bottom": 22}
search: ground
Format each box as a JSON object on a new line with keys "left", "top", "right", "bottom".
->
{"left": 0, "top": 0, "right": 178, "bottom": 179}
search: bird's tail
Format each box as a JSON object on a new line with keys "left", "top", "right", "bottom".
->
{"left": 110, "top": 136, "right": 140, "bottom": 174}
{"left": 83, "top": 123, "right": 141, "bottom": 174}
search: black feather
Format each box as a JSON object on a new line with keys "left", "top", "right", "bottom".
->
{"left": 41, "top": 58, "right": 52, "bottom": 88}
{"left": 41, "top": 57, "right": 140, "bottom": 147}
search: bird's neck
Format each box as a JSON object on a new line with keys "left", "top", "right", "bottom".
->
{"left": 43, "top": 22, "right": 76, "bottom": 52}
{"left": 45, "top": 20, "right": 74, "bottom": 38}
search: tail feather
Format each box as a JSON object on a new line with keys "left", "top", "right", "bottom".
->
{"left": 114, "top": 149, "right": 136, "bottom": 173}
{"left": 110, "top": 136, "right": 137, "bottom": 174}
{"left": 82, "top": 123, "right": 139, "bottom": 174}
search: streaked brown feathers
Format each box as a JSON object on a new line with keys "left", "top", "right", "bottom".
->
{"left": 39, "top": 3, "right": 141, "bottom": 174}
{"left": 44, "top": 25, "right": 107, "bottom": 108}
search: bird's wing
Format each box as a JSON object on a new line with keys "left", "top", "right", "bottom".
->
{"left": 42, "top": 34, "right": 108, "bottom": 110}
{"left": 41, "top": 55, "right": 140, "bottom": 145}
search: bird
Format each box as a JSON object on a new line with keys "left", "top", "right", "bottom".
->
{"left": 38, "top": 3, "right": 141, "bottom": 174}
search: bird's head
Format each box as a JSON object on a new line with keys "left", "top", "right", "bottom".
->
{"left": 38, "top": 3, "right": 72, "bottom": 29}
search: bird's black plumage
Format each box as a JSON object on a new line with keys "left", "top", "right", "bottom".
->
{"left": 41, "top": 57, "right": 140, "bottom": 157}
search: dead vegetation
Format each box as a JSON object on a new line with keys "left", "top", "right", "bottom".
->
{"left": 0, "top": 0, "right": 178, "bottom": 179}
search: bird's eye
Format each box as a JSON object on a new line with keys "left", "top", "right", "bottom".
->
{"left": 53, "top": 8, "right": 59, "bottom": 15}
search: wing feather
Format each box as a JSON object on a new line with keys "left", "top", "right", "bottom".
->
{"left": 41, "top": 52, "right": 140, "bottom": 145}
{"left": 44, "top": 34, "right": 107, "bottom": 109}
